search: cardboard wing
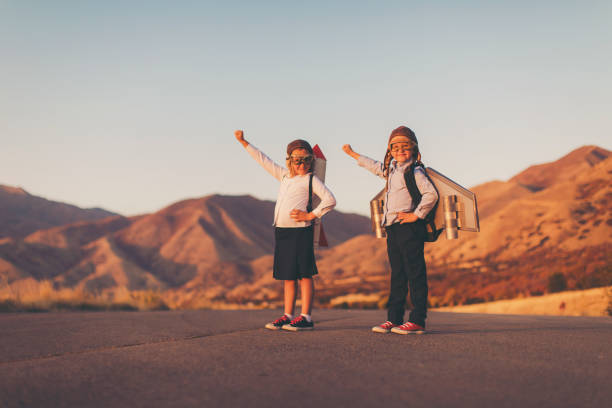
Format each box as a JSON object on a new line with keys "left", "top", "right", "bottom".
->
{"left": 368, "top": 167, "right": 480, "bottom": 240}
{"left": 369, "top": 188, "right": 387, "bottom": 238}
{"left": 426, "top": 167, "right": 480, "bottom": 237}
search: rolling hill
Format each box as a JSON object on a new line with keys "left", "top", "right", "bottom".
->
{"left": 0, "top": 194, "right": 371, "bottom": 307}
{"left": 221, "top": 145, "right": 612, "bottom": 308}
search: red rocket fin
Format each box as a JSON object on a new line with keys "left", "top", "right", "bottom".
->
{"left": 318, "top": 223, "right": 329, "bottom": 247}
{"left": 312, "top": 144, "right": 326, "bottom": 160}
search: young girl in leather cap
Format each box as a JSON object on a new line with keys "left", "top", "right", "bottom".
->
{"left": 235, "top": 130, "right": 336, "bottom": 331}
{"left": 343, "top": 126, "right": 438, "bottom": 334}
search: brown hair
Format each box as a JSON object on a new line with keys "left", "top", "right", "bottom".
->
{"left": 286, "top": 139, "right": 314, "bottom": 177}
{"left": 382, "top": 126, "right": 419, "bottom": 178}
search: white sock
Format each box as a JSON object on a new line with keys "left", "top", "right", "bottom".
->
{"left": 285, "top": 313, "right": 293, "bottom": 319}
{"left": 301, "top": 313, "right": 312, "bottom": 322}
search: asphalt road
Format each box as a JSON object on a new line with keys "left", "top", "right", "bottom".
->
{"left": 1, "top": 310, "right": 610, "bottom": 408}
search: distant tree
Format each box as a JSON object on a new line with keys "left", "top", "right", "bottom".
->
{"left": 548, "top": 273, "right": 567, "bottom": 293}
{"left": 575, "top": 265, "right": 612, "bottom": 290}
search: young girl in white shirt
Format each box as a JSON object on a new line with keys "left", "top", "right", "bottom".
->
{"left": 343, "top": 126, "right": 438, "bottom": 334}
{"left": 235, "top": 130, "right": 336, "bottom": 331}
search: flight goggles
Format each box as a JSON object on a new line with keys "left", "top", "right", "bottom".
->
{"left": 390, "top": 143, "right": 414, "bottom": 153}
{"left": 288, "top": 155, "right": 314, "bottom": 165}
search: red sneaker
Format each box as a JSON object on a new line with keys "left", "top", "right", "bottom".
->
{"left": 265, "top": 315, "right": 291, "bottom": 330}
{"left": 371, "top": 321, "right": 398, "bottom": 333}
{"left": 391, "top": 322, "right": 426, "bottom": 334}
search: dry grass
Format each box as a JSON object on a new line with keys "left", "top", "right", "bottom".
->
{"left": 329, "top": 292, "right": 386, "bottom": 309}
{"left": 0, "top": 281, "right": 169, "bottom": 312}
{"left": 435, "top": 286, "right": 612, "bottom": 317}
{"left": 3, "top": 280, "right": 610, "bottom": 316}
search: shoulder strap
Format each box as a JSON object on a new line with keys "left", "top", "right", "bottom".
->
{"left": 307, "top": 173, "right": 314, "bottom": 226}
{"left": 403, "top": 162, "right": 442, "bottom": 241}
{"left": 307, "top": 173, "right": 313, "bottom": 213}
{"left": 404, "top": 161, "right": 439, "bottom": 219}
{"left": 403, "top": 162, "right": 422, "bottom": 207}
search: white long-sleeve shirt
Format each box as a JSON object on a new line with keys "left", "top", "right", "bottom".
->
{"left": 246, "top": 143, "right": 336, "bottom": 227}
{"left": 358, "top": 154, "right": 438, "bottom": 226}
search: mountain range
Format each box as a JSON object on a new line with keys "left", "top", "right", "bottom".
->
{"left": 313, "top": 145, "right": 611, "bottom": 307}
{"left": 0, "top": 145, "right": 610, "bottom": 309}
{"left": 0, "top": 185, "right": 116, "bottom": 239}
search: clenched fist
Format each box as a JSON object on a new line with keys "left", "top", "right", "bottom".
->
{"left": 342, "top": 144, "right": 359, "bottom": 160}
{"left": 234, "top": 130, "right": 248, "bottom": 148}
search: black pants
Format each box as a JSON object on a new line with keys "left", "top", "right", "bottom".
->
{"left": 385, "top": 222, "right": 428, "bottom": 327}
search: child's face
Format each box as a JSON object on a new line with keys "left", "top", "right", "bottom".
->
{"left": 289, "top": 148, "right": 313, "bottom": 176}
{"left": 390, "top": 142, "right": 413, "bottom": 163}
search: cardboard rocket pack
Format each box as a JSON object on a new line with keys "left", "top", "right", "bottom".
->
{"left": 370, "top": 166, "right": 480, "bottom": 240}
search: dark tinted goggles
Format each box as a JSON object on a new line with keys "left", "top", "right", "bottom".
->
{"left": 289, "top": 155, "right": 314, "bottom": 165}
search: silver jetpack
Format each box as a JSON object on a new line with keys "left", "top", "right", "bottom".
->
{"left": 370, "top": 167, "right": 480, "bottom": 240}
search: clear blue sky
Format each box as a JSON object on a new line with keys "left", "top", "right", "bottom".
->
{"left": 1, "top": 1, "right": 610, "bottom": 217}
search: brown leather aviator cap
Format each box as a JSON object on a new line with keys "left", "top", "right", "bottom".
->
{"left": 388, "top": 126, "right": 418, "bottom": 147}
{"left": 287, "top": 139, "right": 313, "bottom": 156}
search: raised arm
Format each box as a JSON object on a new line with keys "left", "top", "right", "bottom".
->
{"left": 342, "top": 144, "right": 385, "bottom": 179}
{"left": 235, "top": 129, "right": 287, "bottom": 181}
{"left": 342, "top": 144, "right": 360, "bottom": 160}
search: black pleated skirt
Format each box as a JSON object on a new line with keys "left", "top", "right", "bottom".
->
{"left": 273, "top": 225, "right": 318, "bottom": 280}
